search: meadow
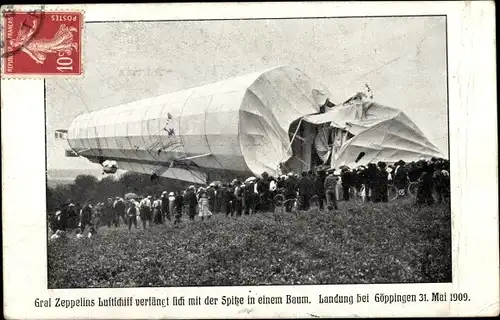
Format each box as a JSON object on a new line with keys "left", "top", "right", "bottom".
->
{"left": 47, "top": 200, "right": 451, "bottom": 288}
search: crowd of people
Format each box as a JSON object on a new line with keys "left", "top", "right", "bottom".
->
{"left": 49, "top": 157, "right": 450, "bottom": 238}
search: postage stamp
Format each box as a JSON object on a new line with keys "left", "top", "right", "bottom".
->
{"left": 1, "top": 9, "right": 82, "bottom": 77}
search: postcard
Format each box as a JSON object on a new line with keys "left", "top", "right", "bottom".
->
{"left": 1, "top": 2, "right": 498, "bottom": 319}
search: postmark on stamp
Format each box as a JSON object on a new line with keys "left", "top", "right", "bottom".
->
{"left": 1, "top": 8, "right": 82, "bottom": 77}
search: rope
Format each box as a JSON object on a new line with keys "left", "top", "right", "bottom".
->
{"left": 276, "top": 117, "right": 304, "bottom": 173}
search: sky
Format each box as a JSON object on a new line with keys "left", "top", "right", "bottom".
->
{"left": 46, "top": 16, "right": 448, "bottom": 171}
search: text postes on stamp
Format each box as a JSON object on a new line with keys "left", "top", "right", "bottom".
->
{"left": 2, "top": 10, "right": 82, "bottom": 77}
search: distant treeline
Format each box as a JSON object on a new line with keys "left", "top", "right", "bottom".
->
{"left": 46, "top": 172, "right": 196, "bottom": 213}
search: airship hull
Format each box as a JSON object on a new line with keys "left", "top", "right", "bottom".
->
{"left": 67, "top": 66, "right": 331, "bottom": 183}
{"left": 66, "top": 66, "right": 444, "bottom": 184}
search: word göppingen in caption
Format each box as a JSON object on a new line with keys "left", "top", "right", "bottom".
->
{"left": 318, "top": 292, "right": 470, "bottom": 305}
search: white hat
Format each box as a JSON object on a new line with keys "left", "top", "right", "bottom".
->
{"left": 169, "top": 192, "right": 175, "bottom": 196}
{"left": 162, "top": 191, "right": 168, "bottom": 195}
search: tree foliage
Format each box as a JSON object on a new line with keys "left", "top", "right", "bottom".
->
{"left": 47, "top": 172, "right": 197, "bottom": 212}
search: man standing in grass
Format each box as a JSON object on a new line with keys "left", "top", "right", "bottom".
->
{"left": 185, "top": 187, "right": 198, "bottom": 220}
{"left": 340, "top": 167, "right": 354, "bottom": 202}
{"left": 314, "top": 170, "right": 326, "bottom": 210}
{"left": 214, "top": 185, "right": 222, "bottom": 213}
{"left": 104, "top": 198, "right": 117, "bottom": 228}
{"left": 139, "top": 195, "right": 153, "bottom": 229}
{"left": 416, "top": 161, "right": 435, "bottom": 205}
{"left": 257, "top": 172, "right": 271, "bottom": 212}
{"left": 79, "top": 200, "right": 93, "bottom": 234}
{"left": 233, "top": 181, "right": 243, "bottom": 216}
{"left": 221, "top": 184, "right": 232, "bottom": 216}
{"left": 284, "top": 173, "right": 297, "bottom": 213}
{"left": 59, "top": 202, "right": 70, "bottom": 231}
{"left": 207, "top": 185, "right": 216, "bottom": 213}
{"left": 113, "top": 197, "right": 126, "bottom": 226}
{"left": 324, "top": 169, "right": 339, "bottom": 211}
{"left": 243, "top": 181, "right": 254, "bottom": 215}
{"left": 297, "top": 171, "right": 313, "bottom": 210}
{"left": 174, "top": 191, "right": 184, "bottom": 225}
{"left": 394, "top": 160, "right": 409, "bottom": 195}
{"left": 432, "top": 162, "right": 446, "bottom": 203}
{"left": 127, "top": 201, "right": 138, "bottom": 231}
{"left": 160, "top": 191, "right": 170, "bottom": 223}
{"left": 374, "top": 162, "right": 389, "bottom": 203}
{"left": 152, "top": 195, "right": 163, "bottom": 224}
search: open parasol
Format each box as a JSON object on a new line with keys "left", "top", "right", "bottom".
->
{"left": 245, "top": 176, "right": 257, "bottom": 183}
{"left": 124, "top": 192, "right": 140, "bottom": 200}
{"left": 209, "top": 181, "right": 222, "bottom": 187}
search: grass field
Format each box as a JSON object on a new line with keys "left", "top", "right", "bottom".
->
{"left": 47, "top": 200, "right": 451, "bottom": 288}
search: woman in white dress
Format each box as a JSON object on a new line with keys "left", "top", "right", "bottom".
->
{"left": 198, "top": 192, "right": 212, "bottom": 221}
{"left": 168, "top": 192, "right": 176, "bottom": 217}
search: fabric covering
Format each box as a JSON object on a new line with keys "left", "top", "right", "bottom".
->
{"left": 303, "top": 95, "right": 444, "bottom": 168}
{"left": 67, "top": 66, "right": 331, "bottom": 183}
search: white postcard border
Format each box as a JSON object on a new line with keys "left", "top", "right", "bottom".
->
{"left": 1, "top": 2, "right": 498, "bottom": 319}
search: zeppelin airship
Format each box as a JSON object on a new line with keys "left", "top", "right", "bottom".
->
{"left": 59, "top": 66, "right": 444, "bottom": 184}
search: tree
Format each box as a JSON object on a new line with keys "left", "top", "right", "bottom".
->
{"left": 74, "top": 174, "right": 99, "bottom": 190}
{"left": 119, "top": 172, "right": 150, "bottom": 195}
{"left": 46, "top": 186, "right": 54, "bottom": 212}
{"left": 73, "top": 174, "right": 99, "bottom": 202}
{"left": 97, "top": 175, "right": 121, "bottom": 201}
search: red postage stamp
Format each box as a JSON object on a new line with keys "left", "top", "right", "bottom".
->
{"left": 2, "top": 10, "right": 82, "bottom": 77}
